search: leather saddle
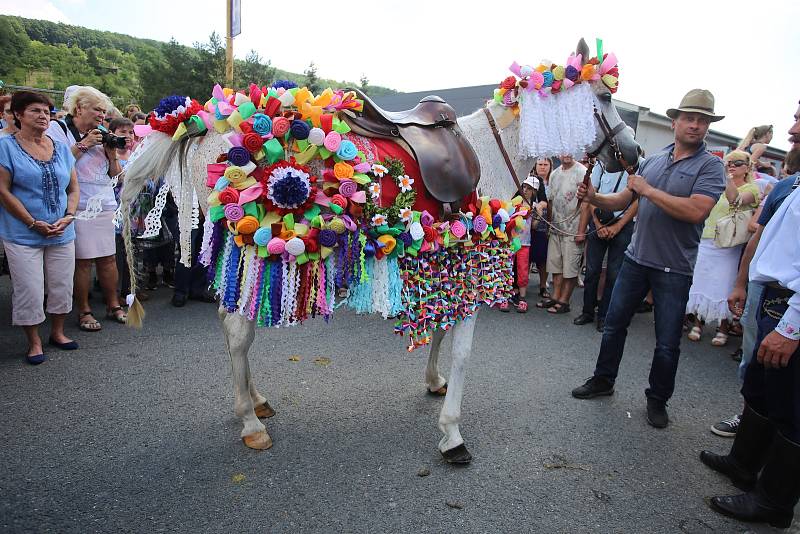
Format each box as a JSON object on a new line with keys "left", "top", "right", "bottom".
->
{"left": 342, "top": 89, "right": 480, "bottom": 204}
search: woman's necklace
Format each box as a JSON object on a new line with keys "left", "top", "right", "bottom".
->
{"left": 16, "top": 132, "right": 53, "bottom": 161}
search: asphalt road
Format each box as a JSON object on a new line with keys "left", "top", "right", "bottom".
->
{"left": 1, "top": 277, "right": 797, "bottom": 534}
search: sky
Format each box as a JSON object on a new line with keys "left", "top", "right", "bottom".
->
{"left": 2, "top": 0, "right": 798, "bottom": 150}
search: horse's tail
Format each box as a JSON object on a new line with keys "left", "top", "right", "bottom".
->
{"left": 120, "top": 133, "right": 182, "bottom": 327}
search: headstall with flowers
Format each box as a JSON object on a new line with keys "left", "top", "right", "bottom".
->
{"left": 494, "top": 46, "right": 619, "bottom": 111}
{"left": 141, "top": 81, "right": 532, "bottom": 350}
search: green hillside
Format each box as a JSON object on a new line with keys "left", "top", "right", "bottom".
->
{"left": 0, "top": 15, "right": 396, "bottom": 111}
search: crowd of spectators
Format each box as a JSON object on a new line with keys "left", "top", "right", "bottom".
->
{"left": 0, "top": 86, "right": 213, "bottom": 364}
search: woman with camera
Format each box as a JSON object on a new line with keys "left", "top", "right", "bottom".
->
{"left": 47, "top": 85, "right": 127, "bottom": 331}
{"left": 0, "top": 91, "right": 79, "bottom": 364}
{"left": 685, "top": 150, "right": 760, "bottom": 346}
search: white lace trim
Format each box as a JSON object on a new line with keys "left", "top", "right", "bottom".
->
{"left": 518, "top": 83, "right": 596, "bottom": 158}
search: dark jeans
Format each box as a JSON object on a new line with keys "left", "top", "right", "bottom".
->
{"left": 174, "top": 227, "right": 209, "bottom": 298}
{"left": 593, "top": 257, "right": 692, "bottom": 403}
{"left": 742, "top": 287, "right": 800, "bottom": 442}
{"left": 582, "top": 220, "right": 634, "bottom": 319}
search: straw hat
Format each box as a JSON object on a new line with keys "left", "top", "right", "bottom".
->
{"left": 666, "top": 89, "right": 724, "bottom": 122}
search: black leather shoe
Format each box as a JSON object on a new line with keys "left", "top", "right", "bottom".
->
{"left": 572, "top": 376, "right": 614, "bottom": 399}
{"left": 700, "top": 451, "right": 756, "bottom": 490}
{"left": 700, "top": 405, "right": 774, "bottom": 490}
{"left": 573, "top": 313, "right": 594, "bottom": 325}
{"left": 171, "top": 293, "right": 188, "bottom": 307}
{"left": 709, "top": 492, "right": 793, "bottom": 529}
{"left": 596, "top": 318, "right": 605, "bottom": 333}
{"left": 646, "top": 398, "right": 669, "bottom": 428}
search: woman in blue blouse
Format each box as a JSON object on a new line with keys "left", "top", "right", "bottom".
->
{"left": 0, "top": 92, "right": 80, "bottom": 364}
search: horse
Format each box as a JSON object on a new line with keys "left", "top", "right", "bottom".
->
{"left": 120, "top": 38, "right": 639, "bottom": 463}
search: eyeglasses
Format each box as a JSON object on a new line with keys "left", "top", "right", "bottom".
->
{"left": 726, "top": 160, "right": 748, "bottom": 168}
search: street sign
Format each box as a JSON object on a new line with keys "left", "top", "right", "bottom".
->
{"left": 229, "top": 0, "right": 241, "bottom": 37}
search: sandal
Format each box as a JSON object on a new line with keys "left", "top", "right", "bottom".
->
{"left": 728, "top": 321, "right": 743, "bottom": 337}
{"left": 78, "top": 311, "right": 102, "bottom": 332}
{"left": 516, "top": 300, "right": 528, "bottom": 313}
{"left": 536, "top": 298, "right": 557, "bottom": 309}
{"left": 498, "top": 301, "right": 510, "bottom": 312}
{"left": 711, "top": 330, "right": 729, "bottom": 347}
{"left": 687, "top": 325, "right": 702, "bottom": 342}
{"left": 106, "top": 306, "right": 127, "bottom": 324}
{"left": 539, "top": 287, "right": 551, "bottom": 299}
{"left": 547, "top": 302, "right": 571, "bottom": 314}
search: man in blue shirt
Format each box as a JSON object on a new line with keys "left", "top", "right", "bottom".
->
{"left": 571, "top": 89, "right": 726, "bottom": 428}
{"left": 573, "top": 160, "right": 639, "bottom": 332}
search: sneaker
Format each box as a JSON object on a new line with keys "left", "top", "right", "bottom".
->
{"left": 646, "top": 398, "right": 669, "bottom": 428}
{"left": 572, "top": 376, "right": 614, "bottom": 399}
{"left": 711, "top": 414, "right": 741, "bottom": 438}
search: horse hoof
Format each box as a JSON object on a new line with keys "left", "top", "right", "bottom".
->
{"left": 427, "top": 383, "right": 448, "bottom": 396}
{"left": 441, "top": 443, "right": 472, "bottom": 464}
{"left": 254, "top": 401, "right": 276, "bottom": 418}
{"left": 242, "top": 430, "right": 273, "bottom": 450}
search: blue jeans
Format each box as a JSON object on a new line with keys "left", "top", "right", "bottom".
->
{"left": 582, "top": 221, "right": 634, "bottom": 320}
{"left": 737, "top": 281, "right": 765, "bottom": 382}
{"left": 594, "top": 257, "right": 692, "bottom": 402}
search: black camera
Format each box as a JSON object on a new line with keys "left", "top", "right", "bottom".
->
{"left": 99, "top": 129, "right": 128, "bottom": 149}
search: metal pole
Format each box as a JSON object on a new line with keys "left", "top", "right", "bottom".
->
{"left": 225, "top": 0, "right": 234, "bottom": 85}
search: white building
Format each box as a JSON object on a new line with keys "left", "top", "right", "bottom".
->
{"left": 373, "top": 85, "right": 787, "bottom": 172}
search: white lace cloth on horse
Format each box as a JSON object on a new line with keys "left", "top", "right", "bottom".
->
{"left": 518, "top": 83, "right": 596, "bottom": 158}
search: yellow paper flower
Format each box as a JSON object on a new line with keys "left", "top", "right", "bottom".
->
{"left": 552, "top": 66, "right": 565, "bottom": 81}
{"left": 377, "top": 234, "right": 396, "bottom": 255}
{"left": 224, "top": 166, "right": 248, "bottom": 185}
{"left": 333, "top": 162, "right": 355, "bottom": 180}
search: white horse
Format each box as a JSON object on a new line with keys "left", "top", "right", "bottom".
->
{"left": 121, "top": 38, "right": 639, "bottom": 463}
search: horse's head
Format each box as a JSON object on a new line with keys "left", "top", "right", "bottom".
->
{"left": 574, "top": 38, "right": 641, "bottom": 172}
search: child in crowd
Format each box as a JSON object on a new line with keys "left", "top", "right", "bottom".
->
{"left": 500, "top": 174, "right": 547, "bottom": 313}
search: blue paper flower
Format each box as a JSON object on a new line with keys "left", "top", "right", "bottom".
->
{"left": 270, "top": 171, "right": 310, "bottom": 208}
{"left": 228, "top": 147, "right": 251, "bottom": 167}
{"left": 154, "top": 95, "right": 189, "bottom": 118}
{"left": 565, "top": 65, "right": 580, "bottom": 82}
{"left": 336, "top": 140, "right": 358, "bottom": 161}
{"left": 542, "top": 71, "right": 554, "bottom": 87}
{"left": 318, "top": 229, "right": 337, "bottom": 248}
{"left": 290, "top": 119, "right": 311, "bottom": 140}
{"left": 252, "top": 114, "right": 273, "bottom": 136}
{"left": 272, "top": 80, "right": 298, "bottom": 90}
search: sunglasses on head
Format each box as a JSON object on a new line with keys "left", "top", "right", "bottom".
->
{"left": 726, "top": 160, "right": 748, "bottom": 167}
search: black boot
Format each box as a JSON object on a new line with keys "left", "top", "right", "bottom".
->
{"left": 700, "top": 405, "right": 774, "bottom": 490}
{"left": 710, "top": 433, "right": 800, "bottom": 529}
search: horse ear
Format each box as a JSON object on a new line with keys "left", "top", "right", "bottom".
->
{"left": 576, "top": 38, "right": 590, "bottom": 66}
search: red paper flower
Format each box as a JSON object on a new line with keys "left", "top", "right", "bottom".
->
{"left": 500, "top": 76, "right": 517, "bottom": 90}
{"left": 242, "top": 132, "right": 264, "bottom": 153}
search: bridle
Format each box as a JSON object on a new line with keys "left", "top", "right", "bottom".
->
{"left": 587, "top": 105, "right": 637, "bottom": 175}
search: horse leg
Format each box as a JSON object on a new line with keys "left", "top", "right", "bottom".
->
{"left": 437, "top": 312, "right": 477, "bottom": 464}
{"left": 425, "top": 329, "right": 448, "bottom": 395}
{"left": 249, "top": 367, "right": 275, "bottom": 419}
{"left": 219, "top": 309, "right": 272, "bottom": 450}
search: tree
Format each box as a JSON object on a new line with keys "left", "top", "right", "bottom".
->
{"left": 236, "top": 49, "right": 276, "bottom": 88}
{"left": 359, "top": 74, "right": 369, "bottom": 95}
{"left": 304, "top": 61, "right": 320, "bottom": 93}
{"left": 0, "top": 17, "right": 31, "bottom": 77}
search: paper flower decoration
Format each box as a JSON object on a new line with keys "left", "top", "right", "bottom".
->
{"left": 371, "top": 214, "right": 387, "bottom": 227}
{"left": 260, "top": 161, "right": 316, "bottom": 216}
{"left": 400, "top": 208, "right": 413, "bottom": 223}
{"left": 398, "top": 175, "right": 414, "bottom": 193}
{"left": 368, "top": 183, "right": 381, "bottom": 199}
{"left": 371, "top": 164, "right": 388, "bottom": 177}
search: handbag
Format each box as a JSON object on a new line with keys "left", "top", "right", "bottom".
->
{"left": 714, "top": 196, "right": 754, "bottom": 248}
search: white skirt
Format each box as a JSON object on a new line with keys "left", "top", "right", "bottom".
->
{"left": 74, "top": 210, "right": 117, "bottom": 259}
{"left": 685, "top": 238, "right": 743, "bottom": 324}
